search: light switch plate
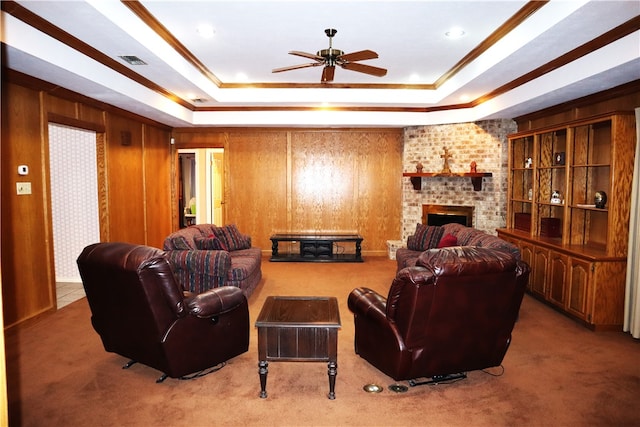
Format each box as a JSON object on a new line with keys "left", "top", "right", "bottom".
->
{"left": 16, "top": 182, "right": 32, "bottom": 195}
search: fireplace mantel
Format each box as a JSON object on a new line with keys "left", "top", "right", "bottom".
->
{"left": 402, "top": 172, "right": 492, "bottom": 191}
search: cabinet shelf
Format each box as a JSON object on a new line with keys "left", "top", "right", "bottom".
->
{"left": 402, "top": 172, "right": 492, "bottom": 191}
{"left": 572, "top": 163, "right": 610, "bottom": 168}
{"left": 537, "top": 202, "right": 565, "bottom": 207}
{"left": 571, "top": 205, "right": 607, "bottom": 212}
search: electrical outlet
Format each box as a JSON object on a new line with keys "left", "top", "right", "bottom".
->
{"left": 16, "top": 182, "right": 32, "bottom": 195}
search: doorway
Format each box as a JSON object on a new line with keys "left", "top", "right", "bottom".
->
{"left": 178, "top": 148, "right": 224, "bottom": 227}
{"left": 48, "top": 123, "right": 100, "bottom": 307}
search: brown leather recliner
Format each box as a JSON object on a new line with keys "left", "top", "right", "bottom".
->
{"left": 77, "top": 242, "right": 250, "bottom": 382}
{"left": 348, "top": 246, "right": 530, "bottom": 384}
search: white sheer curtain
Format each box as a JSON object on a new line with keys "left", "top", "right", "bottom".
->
{"left": 623, "top": 107, "right": 640, "bottom": 338}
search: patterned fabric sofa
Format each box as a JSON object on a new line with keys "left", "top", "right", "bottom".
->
{"left": 163, "top": 224, "right": 262, "bottom": 297}
{"left": 395, "top": 222, "right": 520, "bottom": 272}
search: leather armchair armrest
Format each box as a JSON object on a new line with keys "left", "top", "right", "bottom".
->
{"left": 348, "top": 287, "right": 387, "bottom": 321}
{"left": 186, "top": 286, "right": 246, "bottom": 318}
{"left": 349, "top": 287, "right": 407, "bottom": 357}
{"left": 396, "top": 265, "right": 435, "bottom": 284}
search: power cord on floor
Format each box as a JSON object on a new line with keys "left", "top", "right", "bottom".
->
{"left": 480, "top": 365, "right": 505, "bottom": 377}
{"left": 179, "top": 362, "right": 226, "bottom": 380}
{"left": 156, "top": 362, "right": 228, "bottom": 383}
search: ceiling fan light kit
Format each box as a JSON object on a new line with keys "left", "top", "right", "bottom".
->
{"left": 272, "top": 28, "right": 387, "bottom": 83}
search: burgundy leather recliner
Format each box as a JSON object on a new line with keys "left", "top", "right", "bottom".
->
{"left": 77, "top": 242, "right": 250, "bottom": 382}
{"left": 348, "top": 246, "right": 530, "bottom": 384}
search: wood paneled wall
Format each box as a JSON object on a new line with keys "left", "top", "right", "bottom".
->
{"left": 515, "top": 80, "right": 640, "bottom": 130}
{"left": 1, "top": 78, "right": 173, "bottom": 328}
{"left": 173, "top": 128, "right": 404, "bottom": 255}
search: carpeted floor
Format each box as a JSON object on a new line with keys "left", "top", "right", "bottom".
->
{"left": 5, "top": 256, "right": 640, "bottom": 426}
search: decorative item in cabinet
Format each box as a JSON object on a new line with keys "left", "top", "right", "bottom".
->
{"left": 514, "top": 213, "right": 532, "bottom": 232}
{"left": 594, "top": 190, "right": 607, "bottom": 209}
{"left": 540, "top": 217, "right": 562, "bottom": 237}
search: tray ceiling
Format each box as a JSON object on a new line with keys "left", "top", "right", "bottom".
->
{"left": 2, "top": 0, "right": 639, "bottom": 127}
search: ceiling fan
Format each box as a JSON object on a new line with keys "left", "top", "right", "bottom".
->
{"left": 272, "top": 28, "right": 387, "bottom": 83}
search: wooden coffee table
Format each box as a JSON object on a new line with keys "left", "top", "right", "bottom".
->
{"left": 255, "top": 296, "right": 341, "bottom": 399}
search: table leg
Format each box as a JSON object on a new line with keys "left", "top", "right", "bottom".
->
{"left": 355, "top": 240, "right": 362, "bottom": 260}
{"left": 259, "top": 360, "right": 269, "bottom": 398}
{"left": 271, "top": 240, "right": 279, "bottom": 257}
{"left": 327, "top": 361, "right": 337, "bottom": 400}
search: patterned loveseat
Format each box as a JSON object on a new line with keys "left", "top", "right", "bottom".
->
{"left": 395, "top": 222, "right": 520, "bottom": 272}
{"left": 163, "top": 224, "right": 262, "bottom": 297}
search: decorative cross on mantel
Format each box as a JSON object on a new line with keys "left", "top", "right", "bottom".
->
{"left": 440, "top": 147, "right": 452, "bottom": 174}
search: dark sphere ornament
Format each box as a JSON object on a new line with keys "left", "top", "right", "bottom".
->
{"left": 594, "top": 190, "right": 607, "bottom": 209}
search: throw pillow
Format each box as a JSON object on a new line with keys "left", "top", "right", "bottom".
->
{"left": 407, "top": 224, "right": 444, "bottom": 251}
{"left": 212, "top": 224, "right": 251, "bottom": 251}
{"left": 194, "top": 235, "right": 228, "bottom": 251}
{"left": 437, "top": 233, "right": 458, "bottom": 248}
{"left": 168, "top": 235, "right": 192, "bottom": 250}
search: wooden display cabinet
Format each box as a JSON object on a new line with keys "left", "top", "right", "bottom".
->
{"left": 498, "top": 112, "right": 636, "bottom": 330}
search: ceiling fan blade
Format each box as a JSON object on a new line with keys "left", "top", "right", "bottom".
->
{"left": 321, "top": 66, "right": 335, "bottom": 83}
{"left": 341, "top": 62, "right": 387, "bottom": 77}
{"left": 272, "top": 62, "right": 322, "bottom": 73}
{"left": 289, "top": 50, "right": 324, "bottom": 61}
{"left": 338, "top": 49, "right": 378, "bottom": 62}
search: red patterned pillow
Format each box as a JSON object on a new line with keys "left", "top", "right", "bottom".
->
{"left": 194, "top": 235, "right": 228, "bottom": 251}
{"left": 407, "top": 224, "right": 444, "bottom": 251}
{"left": 212, "top": 224, "right": 251, "bottom": 251}
{"left": 437, "top": 233, "right": 458, "bottom": 248}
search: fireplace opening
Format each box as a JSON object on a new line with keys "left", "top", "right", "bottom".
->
{"left": 423, "top": 205, "right": 473, "bottom": 227}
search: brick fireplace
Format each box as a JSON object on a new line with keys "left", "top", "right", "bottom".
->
{"left": 401, "top": 119, "right": 516, "bottom": 241}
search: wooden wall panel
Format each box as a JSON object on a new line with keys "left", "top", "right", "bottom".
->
{"left": 609, "top": 114, "right": 636, "bottom": 256}
{"left": 173, "top": 130, "right": 226, "bottom": 148}
{"left": 288, "top": 130, "right": 402, "bottom": 254}
{"left": 78, "top": 104, "right": 106, "bottom": 126}
{"left": 2, "top": 77, "right": 174, "bottom": 327}
{"left": 1, "top": 83, "right": 55, "bottom": 326}
{"left": 355, "top": 131, "right": 403, "bottom": 253}
{"left": 515, "top": 81, "right": 640, "bottom": 131}
{"left": 291, "top": 131, "right": 358, "bottom": 234}
{"left": 143, "top": 125, "right": 173, "bottom": 248}
{"left": 105, "top": 115, "right": 146, "bottom": 244}
{"left": 45, "top": 95, "right": 77, "bottom": 118}
{"left": 171, "top": 128, "right": 404, "bottom": 255}
{"left": 226, "top": 132, "right": 288, "bottom": 250}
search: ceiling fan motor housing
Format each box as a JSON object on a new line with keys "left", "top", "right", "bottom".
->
{"left": 318, "top": 48, "right": 344, "bottom": 65}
